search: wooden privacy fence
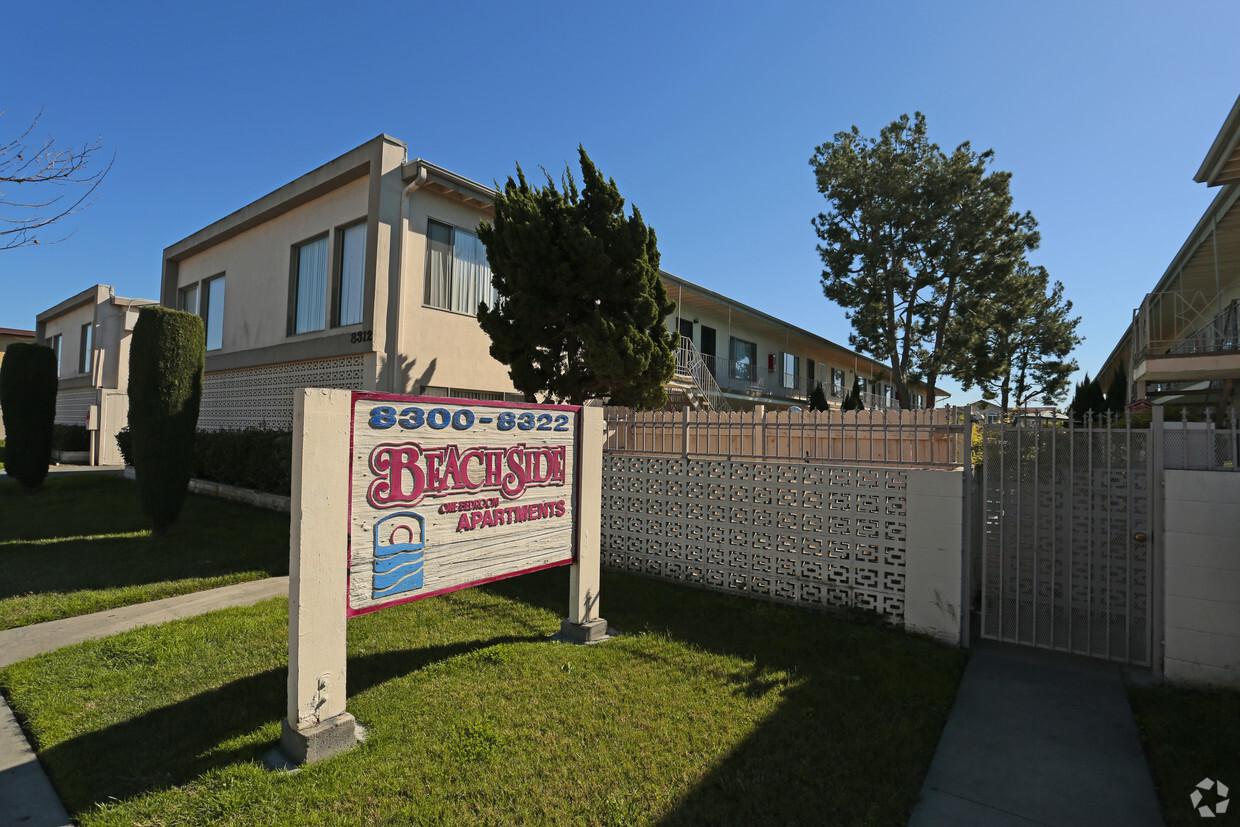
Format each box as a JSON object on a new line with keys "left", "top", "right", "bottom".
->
{"left": 603, "top": 406, "right": 969, "bottom": 468}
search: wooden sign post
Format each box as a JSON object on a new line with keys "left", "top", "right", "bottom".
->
{"left": 279, "top": 388, "right": 605, "bottom": 765}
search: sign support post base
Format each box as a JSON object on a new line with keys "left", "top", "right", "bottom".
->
{"left": 278, "top": 713, "right": 359, "bottom": 765}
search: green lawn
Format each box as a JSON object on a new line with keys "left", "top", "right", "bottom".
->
{"left": 1129, "top": 684, "right": 1240, "bottom": 826}
{"left": 0, "top": 569, "right": 967, "bottom": 826}
{"left": 0, "top": 473, "right": 288, "bottom": 630}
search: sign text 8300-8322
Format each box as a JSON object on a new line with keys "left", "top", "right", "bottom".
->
{"left": 367, "top": 406, "right": 571, "bottom": 433}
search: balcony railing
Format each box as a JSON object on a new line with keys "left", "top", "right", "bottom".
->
{"left": 675, "top": 349, "right": 906, "bottom": 410}
{"left": 1133, "top": 290, "right": 1239, "bottom": 364}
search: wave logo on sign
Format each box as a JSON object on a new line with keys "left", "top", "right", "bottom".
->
{"left": 372, "top": 512, "right": 426, "bottom": 599}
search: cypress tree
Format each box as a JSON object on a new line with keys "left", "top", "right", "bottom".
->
{"left": 127, "top": 307, "right": 204, "bottom": 534}
{"left": 808, "top": 381, "right": 830, "bottom": 412}
{"left": 0, "top": 343, "right": 57, "bottom": 488}
{"left": 1105, "top": 363, "right": 1128, "bottom": 416}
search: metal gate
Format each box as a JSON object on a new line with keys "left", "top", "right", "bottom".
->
{"left": 980, "top": 421, "right": 1156, "bottom": 666}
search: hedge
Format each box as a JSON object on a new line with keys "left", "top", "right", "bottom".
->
{"left": 117, "top": 426, "right": 293, "bottom": 497}
{"left": 0, "top": 343, "right": 58, "bottom": 488}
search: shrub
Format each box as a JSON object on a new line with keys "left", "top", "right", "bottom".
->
{"left": 51, "top": 424, "right": 90, "bottom": 452}
{"left": 127, "top": 307, "right": 205, "bottom": 533}
{"left": 194, "top": 426, "right": 293, "bottom": 496}
{"left": 115, "top": 427, "right": 133, "bottom": 466}
{"left": 0, "top": 343, "right": 58, "bottom": 488}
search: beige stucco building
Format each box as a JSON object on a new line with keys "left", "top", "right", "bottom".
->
{"left": 1099, "top": 95, "right": 1240, "bottom": 411}
{"left": 0, "top": 326, "right": 37, "bottom": 440}
{"left": 161, "top": 135, "right": 932, "bottom": 429}
{"left": 34, "top": 285, "right": 157, "bottom": 464}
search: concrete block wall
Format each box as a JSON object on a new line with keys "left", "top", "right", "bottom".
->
{"left": 1163, "top": 470, "right": 1240, "bottom": 689}
{"left": 904, "top": 469, "right": 965, "bottom": 646}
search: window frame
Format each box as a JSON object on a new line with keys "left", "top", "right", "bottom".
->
{"left": 729, "top": 336, "right": 757, "bottom": 382}
{"left": 831, "top": 367, "right": 845, "bottom": 396}
{"left": 51, "top": 334, "right": 62, "bottom": 378}
{"left": 332, "top": 220, "right": 368, "bottom": 328}
{"left": 78, "top": 322, "right": 92, "bottom": 375}
{"left": 202, "top": 273, "right": 226, "bottom": 351}
{"left": 179, "top": 283, "right": 199, "bottom": 315}
{"left": 288, "top": 232, "right": 331, "bottom": 336}
{"left": 422, "top": 217, "right": 497, "bottom": 316}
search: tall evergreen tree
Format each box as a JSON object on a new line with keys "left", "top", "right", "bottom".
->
{"left": 810, "top": 112, "right": 1039, "bottom": 409}
{"left": 477, "top": 147, "right": 677, "bottom": 408}
{"left": 950, "top": 261, "right": 1081, "bottom": 411}
{"left": 0, "top": 343, "right": 57, "bottom": 488}
{"left": 808, "top": 381, "right": 830, "bottom": 412}
{"left": 1105, "top": 363, "right": 1129, "bottom": 415}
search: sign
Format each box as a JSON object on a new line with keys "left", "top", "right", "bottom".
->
{"left": 347, "top": 393, "right": 581, "bottom": 616}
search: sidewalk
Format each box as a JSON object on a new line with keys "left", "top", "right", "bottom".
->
{"left": 0, "top": 576, "right": 289, "bottom": 826}
{"left": 909, "top": 640, "right": 1164, "bottom": 826}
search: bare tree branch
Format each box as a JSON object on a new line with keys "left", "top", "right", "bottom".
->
{"left": 0, "top": 107, "right": 114, "bottom": 250}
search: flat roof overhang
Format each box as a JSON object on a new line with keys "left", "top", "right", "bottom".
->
{"left": 1133, "top": 351, "right": 1240, "bottom": 382}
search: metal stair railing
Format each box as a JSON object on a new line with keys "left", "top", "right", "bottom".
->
{"left": 674, "top": 339, "right": 731, "bottom": 412}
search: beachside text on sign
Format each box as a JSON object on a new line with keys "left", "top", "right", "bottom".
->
{"left": 347, "top": 393, "right": 580, "bottom": 616}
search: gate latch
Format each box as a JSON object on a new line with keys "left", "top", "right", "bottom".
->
{"left": 1133, "top": 532, "right": 1148, "bottom": 543}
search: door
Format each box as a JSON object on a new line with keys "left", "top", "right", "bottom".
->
{"left": 679, "top": 319, "right": 694, "bottom": 344}
{"left": 699, "top": 326, "right": 716, "bottom": 376}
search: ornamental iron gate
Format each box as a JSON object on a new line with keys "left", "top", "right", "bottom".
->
{"left": 980, "top": 421, "right": 1155, "bottom": 666}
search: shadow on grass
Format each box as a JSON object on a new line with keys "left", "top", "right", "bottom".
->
{"left": 0, "top": 474, "right": 288, "bottom": 601}
{"left": 485, "top": 568, "right": 967, "bottom": 825}
{"left": 38, "top": 633, "right": 543, "bottom": 814}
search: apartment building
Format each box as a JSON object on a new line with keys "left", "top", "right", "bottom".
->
{"left": 1099, "top": 95, "right": 1240, "bottom": 411}
{"left": 34, "top": 285, "right": 158, "bottom": 464}
{"left": 162, "top": 135, "right": 931, "bottom": 429}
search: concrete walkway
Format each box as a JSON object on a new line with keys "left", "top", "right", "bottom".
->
{"left": 0, "top": 576, "right": 289, "bottom": 826}
{"left": 909, "top": 640, "right": 1164, "bottom": 826}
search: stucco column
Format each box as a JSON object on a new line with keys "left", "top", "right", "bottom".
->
{"left": 280, "top": 387, "right": 358, "bottom": 764}
{"left": 561, "top": 406, "right": 609, "bottom": 642}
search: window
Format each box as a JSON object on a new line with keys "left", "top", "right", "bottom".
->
{"left": 78, "top": 323, "right": 92, "bottom": 374}
{"left": 831, "top": 368, "right": 845, "bottom": 396}
{"left": 50, "top": 334, "right": 62, "bottom": 377}
{"left": 179, "top": 284, "right": 199, "bottom": 315}
{"left": 292, "top": 235, "right": 329, "bottom": 334}
{"left": 335, "top": 222, "right": 366, "bottom": 326}
{"left": 203, "top": 275, "right": 226, "bottom": 351}
{"left": 986, "top": 413, "right": 999, "bottom": 424}
{"left": 857, "top": 377, "right": 867, "bottom": 395}
{"left": 781, "top": 352, "right": 798, "bottom": 390}
{"left": 424, "top": 219, "right": 497, "bottom": 315}
{"left": 729, "top": 337, "right": 756, "bottom": 381}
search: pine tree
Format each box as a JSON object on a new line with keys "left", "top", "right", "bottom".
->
{"left": 477, "top": 147, "right": 677, "bottom": 408}
{"left": 808, "top": 381, "right": 830, "bottom": 412}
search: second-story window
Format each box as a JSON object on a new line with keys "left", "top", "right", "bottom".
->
{"left": 51, "top": 334, "right": 62, "bottom": 377}
{"left": 831, "top": 367, "right": 845, "bottom": 396}
{"left": 78, "top": 323, "right": 92, "bottom": 374}
{"left": 203, "top": 275, "right": 226, "bottom": 351}
{"left": 729, "top": 337, "right": 756, "bottom": 381}
{"left": 781, "top": 353, "right": 798, "bottom": 390}
{"left": 292, "top": 236, "right": 329, "bottom": 334}
{"left": 424, "top": 219, "right": 497, "bottom": 315}
{"left": 336, "top": 222, "right": 366, "bottom": 327}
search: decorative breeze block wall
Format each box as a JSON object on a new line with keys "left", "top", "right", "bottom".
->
{"left": 601, "top": 455, "right": 909, "bottom": 622}
{"left": 199, "top": 356, "right": 366, "bottom": 430}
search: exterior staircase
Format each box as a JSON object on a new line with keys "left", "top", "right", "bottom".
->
{"left": 668, "top": 340, "right": 731, "bottom": 412}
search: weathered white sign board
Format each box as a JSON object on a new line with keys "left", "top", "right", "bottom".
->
{"left": 280, "top": 388, "right": 605, "bottom": 766}
{"left": 347, "top": 394, "right": 579, "bottom": 616}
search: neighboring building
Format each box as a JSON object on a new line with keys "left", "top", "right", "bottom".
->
{"left": 664, "top": 273, "right": 933, "bottom": 411}
{"left": 1099, "top": 95, "right": 1240, "bottom": 412}
{"left": 0, "top": 327, "right": 37, "bottom": 440}
{"left": 968, "top": 400, "right": 1066, "bottom": 426}
{"left": 35, "top": 285, "right": 158, "bottom": 464}
{"left": 161, "top": 135, "right": 934, "bottom": 430}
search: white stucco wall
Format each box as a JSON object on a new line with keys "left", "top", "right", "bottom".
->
{"left": 400, "top": 189, "right": 518, "bottom": 397}
{"left": 177, "top": 177, "right": 371, "bottom": 355}
{"left": 904, "top": 468, "right": 965, "bottom": 645}
{"left": 1163, "top": 470, "right": 1240, "bottom": 689}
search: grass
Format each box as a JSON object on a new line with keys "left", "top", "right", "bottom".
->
{"left": 0, "top": 568, "right": 967, "bottom": 826}
{"left": 1129, "top": 684, "right": 1240, "bottom": 826}
{"left": 0, "top": 473, "right": 288, "bottom": 630}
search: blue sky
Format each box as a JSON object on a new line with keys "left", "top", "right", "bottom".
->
{"left": 2, "top": 0, "right": 1236, "bottom": 405}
